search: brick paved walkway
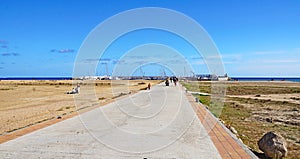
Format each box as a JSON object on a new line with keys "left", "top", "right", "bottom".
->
{"left": 186, "top": 91, "right": 257, "bottom": 159}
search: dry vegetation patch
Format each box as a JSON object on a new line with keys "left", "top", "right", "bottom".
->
{"left": 182, "top": 81, "right": 300, "bottom": 159}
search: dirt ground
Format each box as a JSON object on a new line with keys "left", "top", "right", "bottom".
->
{"left": 228, "top": 93, "right": 300, "bottom": 105}
{"left": 182, "top": 81, "right": 300, "bottom": 159}
{"left": 0, "top": 80, "right": 161, "bottom": 136}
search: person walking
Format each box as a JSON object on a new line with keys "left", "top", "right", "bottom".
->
{"left": 173, "top": 77, "right": 178, "bottom": 86}
{"left": 165, "top": 77, "right": 169, "bottom": 86}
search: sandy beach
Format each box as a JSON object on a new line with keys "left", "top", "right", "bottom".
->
{"left": 0, "top": 80, "right": 161, "bottom": 137}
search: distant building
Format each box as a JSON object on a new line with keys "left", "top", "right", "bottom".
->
{"left": 194, "top": 73, "right": 229, "bottom": 81}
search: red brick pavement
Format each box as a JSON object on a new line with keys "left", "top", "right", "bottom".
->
{"left": 186, "top": 92, "right": 256, "bottom": 159}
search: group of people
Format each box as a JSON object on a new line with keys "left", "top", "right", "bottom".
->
{"left": 165, "top": 76, "right": 178, "bottom": 86}
{"left": 67, "top": 84, "right": 80, "bottom": 94}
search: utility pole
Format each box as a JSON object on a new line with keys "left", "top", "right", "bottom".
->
{"left": 160, "top": 67, "right": 166, "bottom": 78}
{"left": 105, "top": 63, "right": 108, "bottom": 77}
{"left": 140, "top": 66, "right": 145, "bottom": 77}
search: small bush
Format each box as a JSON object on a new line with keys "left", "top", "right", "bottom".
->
{"left": 57, "top": 107, "right": 64, "bottom": 111}
{"left": 112, "top": 92, "right": 127, "bottom": 99}
{"left": 98, "top": 97, "right": 106, "bottom": 100}
{"left": 0, "top": 88, "right": 12, "bottom": 90}
{"left": 290, "top": 97, "right": 300, "bottom": 100}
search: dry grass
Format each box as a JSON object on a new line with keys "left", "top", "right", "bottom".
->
{"left": 182, "top": 81, "right": 300, "bottom": 95}
{"left": 182, "top": 80, "right": 300, "bottom": 159}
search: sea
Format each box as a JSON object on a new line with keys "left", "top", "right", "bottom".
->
{"left": 0, "top": 77, "right": 72, "bottom": 80}
{"left": 0, "top": 77, "right": 299, "bottom": 82}
{"left": 230, "top": 77, "right": 300, "bottom": 82}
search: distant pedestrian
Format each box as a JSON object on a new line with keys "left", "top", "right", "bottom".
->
{"left": 173, "top": 77, "right": 178, "bottom": 86}
{"left": 165, "top": 78, "right": 169, "bottom": 86}
{"left": 75, "top": 84, "right": 80, "bottom": 93}
{"left": 147, "top": 83, "right": 151, "bottom": 90}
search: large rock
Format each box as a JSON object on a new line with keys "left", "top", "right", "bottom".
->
{"left": 258, "top": 131, "right": 288, "bottom": 159}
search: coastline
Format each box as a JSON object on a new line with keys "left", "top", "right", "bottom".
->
{"left": 1, "top": 76, "right": 300, "bottom": 82}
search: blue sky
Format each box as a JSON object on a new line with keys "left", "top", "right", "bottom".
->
{"left": 0, "top": 0, "right": 299, "bottom": 77}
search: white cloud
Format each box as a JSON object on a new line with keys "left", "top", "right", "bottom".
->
{"left": 253, "top": 50, "right": 285, "bottom": 55}
{"left": 261, "top": 59, "right": 300, "bottom": 63}
{"left": 223, "top": 48, "right": 300, "bottom": 76}
{"left": 50, "top": 49, "right": 75, "bottom": 53}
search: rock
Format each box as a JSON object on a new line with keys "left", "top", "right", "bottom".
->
{"left": 220, "top": 119, "right": 225, "bottom": 124}
{"left": 229, "top": 126, "right": 238, "bottom": 134}
{"left": 238, "top": 138, "right": 244, "bottom": 144}
{"left": 266, "top": 117, "right": 273, "bottom": 123}
{"left": 258, "top": 131, "right": 288, "bottom": 159}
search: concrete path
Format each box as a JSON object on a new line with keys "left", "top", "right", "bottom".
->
{"left": 0, "top": 83, "right": 222, "bottom": 158}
